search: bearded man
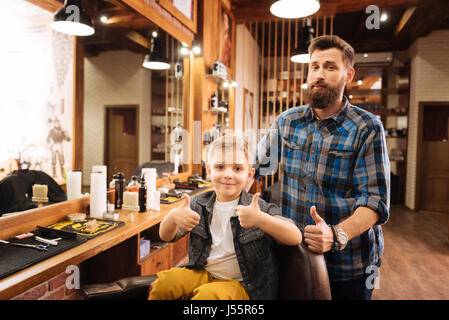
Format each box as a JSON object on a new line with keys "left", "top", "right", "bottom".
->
{"left": 256, "top": 35, "right": 390, "bottom": 300}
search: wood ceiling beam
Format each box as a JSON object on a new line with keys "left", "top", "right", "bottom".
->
{"left": 121, "top": 30, "right": 151, "bottom": 49}
{"left": 121, "top": 0, "right": 193, "bottom": 45}
{"left": 393, "top": 6, "right": 416, "bottom": 38}
{"left": 105, "top": 0, "right": 131, "bottom": 10}
{"left": 390, "top": 0, "right": 449, "bottom": 50}
{"left": 25, "top": 0, "right": 63, "bottom": 13}
{"left": 81, "top": 25, "right": 148, "bottom": 53}
{"left": 101, "top": 13, "right": 157, "bottom": 29}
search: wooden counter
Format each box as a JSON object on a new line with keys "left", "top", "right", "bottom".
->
{"left": 0, "top": 187, "right": 212, "bottom": 299}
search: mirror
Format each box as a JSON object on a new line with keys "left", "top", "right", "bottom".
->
{"left": 82, "top": 15, "right": 188, "bottom": 186}
{"left": 0, "top": 0, "right": 188, "bottom": 215}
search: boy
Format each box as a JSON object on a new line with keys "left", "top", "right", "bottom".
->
{"left": 148, "top": 135, "right": 302, "bottom": 300}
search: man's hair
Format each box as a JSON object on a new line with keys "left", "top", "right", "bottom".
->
{"left": 308, "top": 35, "right": 355, "bottom": 68}
{"left": 206, "top": 134, "right": 253, "bottom": 165}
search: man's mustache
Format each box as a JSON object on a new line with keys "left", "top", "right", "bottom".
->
{"left": 310, "top": 81, "right": 328, "bottom": 89}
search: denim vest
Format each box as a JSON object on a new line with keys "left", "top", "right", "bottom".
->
{"left": 172, "top": 190, "right": 284, "bottom": 300}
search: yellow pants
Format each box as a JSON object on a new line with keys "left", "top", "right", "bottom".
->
{"left": 148, "top": 267, "right": 250, "bottom": 300}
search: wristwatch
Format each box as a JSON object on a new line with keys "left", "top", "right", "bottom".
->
{"left": 333, "top": 225, "right": 348, "bottom": 251}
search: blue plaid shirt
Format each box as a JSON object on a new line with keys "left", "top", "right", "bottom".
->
{"left": 257, "top": 97, "right": 390, "bottom": 282}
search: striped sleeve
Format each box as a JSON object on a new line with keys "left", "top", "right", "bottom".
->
{"left": 352, "top": 123, "right": 390, "bottom": 225}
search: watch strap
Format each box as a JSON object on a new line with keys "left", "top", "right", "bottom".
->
{"left": 329, "top": 225, "right": 338, "bottom": 251}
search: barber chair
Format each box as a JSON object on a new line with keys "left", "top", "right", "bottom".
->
{"left": 80, "top": 242, "right": 331, "bottom": 300}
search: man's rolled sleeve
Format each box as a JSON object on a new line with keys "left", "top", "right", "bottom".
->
{"left": 352, "top": 124, "right": 390, "bottom": 225}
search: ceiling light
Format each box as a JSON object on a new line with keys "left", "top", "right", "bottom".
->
{"left": 231, "top": 81, "right": 238, "bottom": 88}
{"left": 192, "top": 45, "right": 201, "bottom": 56}
{"left": 270, "top": 0, "right": 320, "bottom": 19}
{"left": 152, "top": 31, "right": 158, "bottom": 38}
{"left": 357, "top": 79, "right": 363, "bottom": 85}
{"left": 50, "top": 0, "right": 95, "bottom": 36}
{"left": 142, "top": 36, "right": 170, "bottom": 70}
{"left": 100, "top": 16, "right": 107, "bottom": 23}
{"left": 349, "top": 95, "right": 353, "bottom": 99}
{"left": 301, "top": 83, "right": 308, "bottom": 89}
{"left": 142, "top": 56, "right": 170, "bottom": 70}
{"left": 363, "top": 53, "right": 368, "bottom": 58}
{"left": 223, "top": 81, "right": 230, "bottom": 88}
{"left": 291, "top": 51, "right": 310, "bottom": 63}
{"left": 381, "top": 13, "right": 388, "bottom": 22}
{"left": 180, "top": 47, "right": 190, "bottom": 56}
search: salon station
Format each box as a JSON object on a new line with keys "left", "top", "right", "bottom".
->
{"left": 0, "top": 0, "right": 449, "bottom": 301}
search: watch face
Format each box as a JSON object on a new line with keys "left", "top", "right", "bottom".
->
{"left": 338, "top": 233, "right": 348, "bottom": 245}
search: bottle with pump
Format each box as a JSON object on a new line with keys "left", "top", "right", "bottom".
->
{"left": 139, "top": 176, "right": 147, "bottom": 212}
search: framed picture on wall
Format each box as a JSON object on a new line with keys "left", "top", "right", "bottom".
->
{"left": 159, "top": 0, "right": 197, "bottom": 33}
{"left": 220, "top": 2, "right": 235, "bottom": 74}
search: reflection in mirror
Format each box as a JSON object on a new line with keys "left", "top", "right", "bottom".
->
{"left": 0, "top": 0, "right": 73, "bottom": 216}
{"left": 0, "top": 0, "right": 188, "bottom": 216}
{"left": 82, "top": 8, "right": 187, "bottom": 188}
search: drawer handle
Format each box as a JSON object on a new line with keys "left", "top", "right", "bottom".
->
{"left": 156, "top": 262, "right": 163, "bottom": 267}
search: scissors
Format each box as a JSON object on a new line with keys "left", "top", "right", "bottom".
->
{"left": 10, "top": 242, "right": 49, "bottom": 251}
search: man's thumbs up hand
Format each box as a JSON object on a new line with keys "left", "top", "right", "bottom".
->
{"left": 236, "top": 193, "right": 264, "bottom": 229}
{"left": 304, "top": 205, "right": 334, "bottom": 253}
{"left": 310, "top": 206, "right": 326, "bottom": 226}
{"left": 169, "top": 194, "right": 200, "bottom": 232}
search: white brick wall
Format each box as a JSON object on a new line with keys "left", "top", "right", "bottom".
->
{"left": 406, "top": 30, "right": 449, "bottom": 210}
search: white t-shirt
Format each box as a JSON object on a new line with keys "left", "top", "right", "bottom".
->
{"left": 204, "top": 198, "right": 243, "bottom": 281}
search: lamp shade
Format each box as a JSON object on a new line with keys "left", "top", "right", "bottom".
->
{"left": 50, "top": 0, "right": 94, "bottom": 36}
{"left": 290, "top": 21, "right": 314, "bottom": 64}
{"left": 270, "top": 0, "right": 320, "bottom": 19}
{"left": 142, "top": 36, "right": 171, "bottom": 70}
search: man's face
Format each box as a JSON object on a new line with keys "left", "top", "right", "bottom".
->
{"left": 207, "top": 147, "right": 254, "bottom": 202}
{"left": 306, "top": 48, "right": 354, "bottom": 109}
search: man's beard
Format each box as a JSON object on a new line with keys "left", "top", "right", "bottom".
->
{"left": 306, "top": 81, "right": 341, "bottom": 110}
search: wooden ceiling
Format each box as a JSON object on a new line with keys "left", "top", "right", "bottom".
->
{"left": 232, "top": 0, "right": 449, "bottom": 53}
{"left": 27, "top": 0, "right": 160, "bottom": 56}
{"left": 26, "top": 0, "right": 449, "bottom": 55}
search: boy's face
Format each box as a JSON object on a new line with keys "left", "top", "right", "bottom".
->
{"left": 207, "top": 147, "right": 255, "bottom": 202}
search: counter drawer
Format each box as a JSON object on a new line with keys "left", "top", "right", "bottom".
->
{"left": 140, "top": 245, "right": 171, "bottom": 275}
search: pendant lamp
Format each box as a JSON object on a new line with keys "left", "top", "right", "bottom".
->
{"left": 270, "top": 0, "right": 320, "bottom": 19}
{"left": 290, "top": 19, "right": 314, "bottom": 64}
{"left": 142, "top": 35, "right": 171, "bottom": 70}
{"left": 50, "top": 0, "right": 95, "bottom": 36}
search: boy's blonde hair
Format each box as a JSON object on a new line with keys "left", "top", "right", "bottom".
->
{"left": 206, "top": 134, "right": 254, "bottom": 166}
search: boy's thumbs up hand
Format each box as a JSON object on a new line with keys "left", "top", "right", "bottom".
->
{"left": 181, "top": 193, "right": 191, "bottom": 208}
{"left": 236, "top": 193, "right": 265, "bottom": 229}
{"left": 170, "top": 194, "right": 200, "bottom": 231}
